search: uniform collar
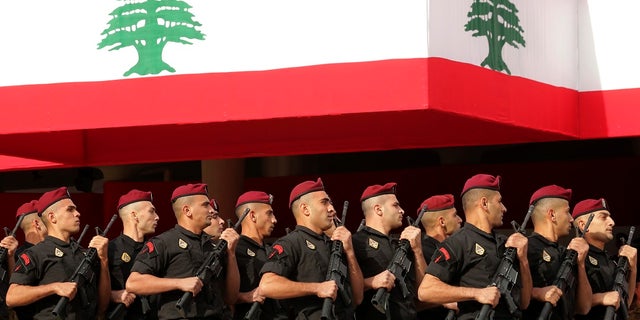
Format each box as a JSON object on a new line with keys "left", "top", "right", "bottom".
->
{"left": 362, "top": 226, "right": 389, "bottom": 239}
{"left": 174, "top": 224, "right": 204, "bottom": 240}
{"left": 240, "top": 235, "right": 263, "bottom": 248}
{"left": 464, "top": 223, "right": 497, "bottom": 241}
{"left": 295, "top": 225, "right": 328, "bottom": 241}
{"left": 46, "top": 235, "right": 72, "bottom": 248}
{"left": 423, "top": 234, "right": 441, "bottom": 245}
{"left": 120, "top": 233, "right": 144, "bottom": 245}
{"left": 531, "top": 232, "right": 559, "bottom": 247}
{"left": 588, "top": 244, "right": 607, "bottom": 256}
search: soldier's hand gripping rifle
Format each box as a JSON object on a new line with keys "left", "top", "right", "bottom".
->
{"left": 538, "top": 213, "right": 595, "bottom": 320}
{"left": 319, "top": 201, "right": 350, "bottom": 320}
{"left": 52, "top": 214, "right": 118, "bottom": 319}
{"left": 475, "top": 205, "right": 534, "bottom": 320}
{"left": 604, "top": 226, "right": 636, "bottom": 320}
{"left": 175, "top": 207, "right": 250, "bottom": 317}
{"left": 0, "top": 214, "right": 25, "bottom": 283}
{"left": 370, "top": 206, "right": 427, "bottom": 315}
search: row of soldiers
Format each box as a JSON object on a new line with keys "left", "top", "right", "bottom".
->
{"left": 0, "top": 173, "right": 636, "bottom": 320}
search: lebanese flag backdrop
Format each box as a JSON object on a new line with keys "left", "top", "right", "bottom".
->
{"left": 0, "top": 0, "right": 638, "bottom": 171}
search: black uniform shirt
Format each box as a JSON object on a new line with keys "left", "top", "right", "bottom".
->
{"left": 522, "top": 233, "right": 574, "bottom": 320}
{"left": 107, "top": 234, "right": 152, "bottom": 320}
{"left": 234, "top": 235, "right": 283, "bottom": 320}
{"left": 260, "top": 225, "right": 352, "bottom": 320}
{"left": 10, "top": 236, "right": 100, "bottom": 320}
{"left": 14, "top": 241, "right": 34, "bottom": 260}
{"left": 576, "top": 244, "right": 618, "bottom": 320}
{"left": 418, "top": 234, "right": 448, "bottom": 320}
{"left": 352, "top": 226, "right": 416, "bottom": 320}
{"left": 426, "top": 223, "right": 521, "bottom": 320}
{"left": 131, "top": 224, "right": 220, "bottom": 320}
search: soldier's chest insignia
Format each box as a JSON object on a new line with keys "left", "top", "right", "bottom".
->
{"left": 121, "top": 252, "right": 131, "bottom": 262}
{"left": 247, "top": 248, "right": 256, "bottom": 257}
{"left": 474, "top": 243, "right": 485, "bottom": 256}
{"left": 368, "top": 238, "right": 379, "bottom": 249}
{"left": 588, "top": 255, "right": 598, "bottom": 266}
{"left": 54, "top": 248, "right": 64, "bottom": 257}
{"left": 178, "top": 238, "right": 188, "bottom": 249}
{"left": 542, "top": 250, "right": 551, "bottom": 262}
{"left": 305, "top": 239, "right": 316, "bottom": 250}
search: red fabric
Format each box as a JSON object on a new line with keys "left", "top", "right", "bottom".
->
{"left": 236, "top": 191, "right": 273, "bottom": 208}
{"left": 289, "top": 178, "right": 324, "bottom": 208}
{"left": 36, "top": 187, "right": 71, "bottom": 215}
{"left": 529, "top": 185, "right": 572, "bottom": 205}
{"left": 171, "top": 183, "right": 208, "bottom": 202}
{"left": 360, "top": 182, "right": 397, "bottom": 202}
{"left": 117, "top": 189, "right": 153, "bottom": 210}
{"left": 572, "top": 198, "right": 608, "bottom": 218}
{"left": 16, "top": 200, "right": 38, "bottom": 219}
{"left": 461, "top": 174, "right": 501, "bottom": 197}
{"left": 418, "top": 194, "right": 454, "bottom": 214}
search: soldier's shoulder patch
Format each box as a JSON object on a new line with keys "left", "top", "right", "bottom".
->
{"left": 542, "top": 250, "right": 551, "bottom": 262}
{"left": 247, "top": 248, "right": 256, "bottom": 257}
{"left": 474, "top": 243, "right": 485, "bottom": 256}
{"left": 178, "top": 238, "right": 188, "bottom": 249}
{"left": 14, "top": 252, "right": 35, "bottom": 272}
{"left": 121, "top": 252, "right": 131, "bottom": 263}
{"left": 54, "top": 248, "right": 64, "bottom": 257}
{"left": 434, "top": 247, "right": 451, "bottom": 263}
{"left": 139, "top": 240, "right": 158, "bottom": 258}
{"left": 268, "top": 244, "right": 286, "bottom": 260}
{"left": 588, "top": 255, "right": 598, "bottom": 266}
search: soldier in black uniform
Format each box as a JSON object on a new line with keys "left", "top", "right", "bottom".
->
{"left": 107, "top": 189, "right": 159, "bottom": 319}
{"left": 233, "top": 191, "right": 285, "bottom": 320}
{"left": 573, "top": 198, "right": 637, "bottom": 320}
{"left": 522, "top": 185, "right": 591, "bottom": 320}
{"left": 352, "top": 182, "right": 426, "bottom": 319}
{"left": 126, "top": 183, "right": 240, "bottom": 320}
{"left": 15, "top": 200, "right": 47, "bottom": 258}
{"left": 259, "top": 178, "right": 364, "bottom": 320}
{"left": 0, "top": 203, "right": 24, "bottom": 319}
{"left": 418, "top": 174, "right": 532, "bottom": 320}
{"left": 7, "top": 186, "right": 110, "bottom": 319}
{"left": 416, "top": 194, "right": 462, "bottom": 319}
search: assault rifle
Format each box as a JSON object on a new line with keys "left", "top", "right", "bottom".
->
{"left": 604, "top": 226, "right": 636, "bottom": 320}
{"left": 475, "top": 205, "right": 533, "bottom": 320}
{"left": 52, "top": 214, "right": 118, "bottom": 319}
{"left": 175, "top": 207, "right": 250, "bottom": 317}
{"left": 538, "top": 213, "right": 595, "bottom": 320}
{"left": 370, "top": 206, "right": 427, "bottom": 314}
{"left": 0, "top": 214, "right": 25, "bottom": 283}
{"left": 320, "top": 201, "right": 350, "bottom": 320}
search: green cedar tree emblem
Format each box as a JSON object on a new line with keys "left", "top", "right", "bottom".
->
{"left": 464, "top": 0, "right": 525, "bottom": 75}
{"left": 98, "top": 0, "right": 205, "bottom": 77}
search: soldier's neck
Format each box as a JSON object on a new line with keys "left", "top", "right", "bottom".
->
{"left": 242, "top": 229, "right": 264, "bottom": 246}
{"left": 123, "top": 224, "right": 144, "bottom": 242}
{"left": 365, "top": 218, "right": 390, "bottom": 235}
{"left": 49, "top": 229, "right": 72, "bottom": 243}
{"left": 425, "top": 228, "right": 446, "bottom": 242}
{"left": 534, "top": 224, "right": 559, "bottom": 243}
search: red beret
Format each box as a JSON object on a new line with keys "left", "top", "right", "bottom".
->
{"left": 171, "top": 183, "right": 209, "bottom": 203}
{"left": 289, "top": 178, "right": 325, "bottom": 208}
{"left": 360, "top": 182, "right": 398, "bottom": 202}
{"left": 16, "top": 200, "right": 38, "bottom": 219}
{"left": 210, "top": 198, "right": 219, "bottom": 211}
{"left": 417, "top": 194, "right": 455, "bottom": 214}
{"left": 529, "top": 185, "right": 572, "bottom": 206}
{"left": 572, "top": 198, "right": 609, "bottom": 218}
{"left": 36, "top": 187, "right": 71, "bottom": 216}
{"left": 236, "top": 191, "right": 273, "bottom": 208}
{"left": 118, "top": 189, "right": 153, "bottom": 210}
{"left": 461, "top": 174, "right": 501, "bottom": 197}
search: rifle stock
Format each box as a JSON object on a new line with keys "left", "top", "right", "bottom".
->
{"left": 604, "top": 226, "right": 635, "bottom": 320}
{"left": 370, "top": 206, "right": 426, "bottom": 314}
{"left": 475, "top": 205, "right": 533, "bottom": 320}
{"left": 52, "top": 214, "right": 118, "bottom": 319}
{"left": 537, "top": 213, "right": 595, "bottom": 320}
{"left": 320, "top": 201, "right": 349, "bottom": 320}
{"left": 175, "top": 207, "right": 249, "bottom": 317}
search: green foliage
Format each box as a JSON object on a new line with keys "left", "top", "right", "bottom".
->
{"left": 98, "top": 0, "right": 205, "bottom": 76}
{"left": 464, "top": 0, "right": 525, "bottom": 75}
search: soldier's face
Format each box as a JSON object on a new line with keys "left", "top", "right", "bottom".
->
{"left": 444, "top": 208, "right": 462, "bottom": 235}
{"left": 191, "top": 195, "right": 214, "bottom": 229}
{"left": 204, "top": 211, "right": 225, "bottom": 239}
{"left": 254, "top": 204, "right": 277, "bottom": 237}
{"left": 53, "top": 199, "right": 81, "bottom": 234}
{"left": 307, "top": 191, "right": 335, "bottom": 231}
{"left": 382, "top": 195, "right": 404, "bottom": 230}
{"left": 487, "top": 192, "right": 506, "bottom": 227}
{"left": 554, "top": 201, "right": 573, "bottom": 237}
{"left": 586, "top": 210, "right": 615, "bottom": 243}
{"left": 137, "top": 201, "right": 159, "bottom": 236}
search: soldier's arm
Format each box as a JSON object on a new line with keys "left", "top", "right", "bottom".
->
{"left": 401, "top": 226, "right": 427, "bottom": 289}
{"left": 507, "top": 232, "right": 532, "bottom": 309}
{"left": 6, "top": 282, "right": 76, "bottom": 307}
{"left": 333, "top": 226, "right": 364, "bottom": 306}
{"left": 91, "top": 235, "right": 111, "bottom": 314}
{"left": 259, "top": 272, "right": 336, "bottom": 300}
{"left": 126, "top": 272, "right": 202, "bottom": 296}
{"left": 223, "top": 232, "right": 240, "bottom": 305}
{"left": 571, "top": 238, "right": 592, "bottom": 315}
{"left": 418, "top": 273, "right": 500, "bottom": 306}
